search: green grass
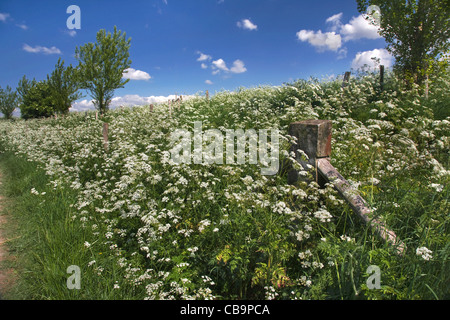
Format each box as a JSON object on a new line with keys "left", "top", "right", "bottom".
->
{"left": 0, "top": 152, "right": 147, "bottom": 299}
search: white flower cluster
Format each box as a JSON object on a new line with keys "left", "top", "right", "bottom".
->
{"left": 416, "top": 247, "right": 433, "bottom": 261}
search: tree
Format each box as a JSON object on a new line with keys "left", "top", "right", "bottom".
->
{"left": 16, "top": 75, "right": 37, "bottom": 104}
{"left": 75, "top": 26, "right": 132, "bottom": 114}
{"left": 19, "top": 80, "right": 58, "bottom": 119}
{"left": 357, "top": 0, "right": 450, "bottom": 85}
{"left": 0, "top": 85, "right": 19, "bottom": 119}
{"left": 47, "top": 58, "right": 82, "bottom": 114}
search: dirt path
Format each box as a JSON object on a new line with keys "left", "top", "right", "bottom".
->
{"left": 0, "top": 171, "right": 16, "bottom": 299}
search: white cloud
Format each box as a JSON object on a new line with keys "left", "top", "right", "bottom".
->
{"left": 230, "top": 59, "right": 247, "bottom": 73}
{"left": 211, "top": 58, "right": 247, "bottom": 74}
{"left": 197, "top": 51, "right": 212, "bottom": 62}
{"left": 326, "top": 12, "right": 343, "bottom": 24}
{"left": 212, "top": 58, "right": 229, "bottom": 72}
{"left": 297, "top": 12, "right": 383, "bottom": 60}
{"left": 201, "top": 63, "right": 208, "bottom": 69}
{"left": 296, "top": 30, "right": 342, "bottom": 52}
{"left": 326, "top": 12, "right": 343, "bottom": 32}
{"left": 351, "top": 48, "right": 394, "bottom": 70}
{"left": 70, "top": 94, "right": 194, "bottom": 112}
{"left": 205, "top": 80, "right": 213, "bottom": 85}
{"left": 122, "top": 68, "right": 151, "bottom": 81}
{"left": 340, "top": 14, "right": 381, "bottom": 41}
{"left": 16, "top": 23, "right": 28, "bottom": 30}
{"left": 237, "top": 19, "right": 258, "bottom": 31}
{"left": 65, "top": 30, "right": 77, "bottom": 37}
{"left": 0, "top": 13, "right": 10, "bottom": 22}
{"left": 70, "top": 99, "right": 94, "bottom": 112}
{"left": 23, "top": 44, "right": 61, "bottom": 55}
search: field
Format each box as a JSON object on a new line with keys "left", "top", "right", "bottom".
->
{"left": 0, "top": 70, "right": 448, "bottom": 300}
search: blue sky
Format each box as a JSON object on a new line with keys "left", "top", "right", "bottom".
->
{"left": 0, "top": 0, "right": 393, "bottom": 111}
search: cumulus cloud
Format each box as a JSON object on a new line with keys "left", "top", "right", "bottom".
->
{"left": 70, "top": 94, "right": 194, "bottom": 112}
{"left": 351, "top": 48, "right": 394, "bottom": 70}
{"left": 197, "top": 51, "right": 247, "bottom": 75}
{"left": 212, "top": 58, "right": 229, "bottom": 72}
{"left": 205, "top": 80, "right": 213, "bottom": 85}
{"left": 296, "top": 30, "right": 342, "bottom": 52}
{"left": 340, "top": 14, "right": 381, "bottom": 41}
{"left": 197, "top": 51, "right": 212, "bottom": 62}
{"left": 23, "top": 44, "right": 61, "bottom": 55}
{"left": 237, "top": 19, "right": 258, "bottom": 31}
{"left": 230, "top": 59, "right": 247, "bottom": 73}
{"left": 297, "top": 12, "right": 382, "bottom": 54}
{"left": 122, "top": 68, "right": 151, "bottom": 81}
{"left": 211, "top": 58, "right": 247, "bottom": 74}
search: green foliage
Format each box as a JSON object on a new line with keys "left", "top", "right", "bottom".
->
{"left": 19, "top": 80, "right": 58, "bottom": 119}
{"left": 357, "top": 0, "right": 450, "bottom": 85}
{"left": 47, "top": 58, "right": 82, "bottom": 114}
{"left": 0, "top": 85, "right": 19, "bottom": 119}
{"left": 16, "top": 75, "right": 36, "bottom": 105}
{"left": 75, "top": 26, "right": 132, "bottom": 114}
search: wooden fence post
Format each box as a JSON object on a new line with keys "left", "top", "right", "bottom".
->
{"left": 380, "top": 65, "right": 385, "bottom": 91}
{"left": 288, "top": 120, "right": 332, "bottom": 186}
{"left": 342, "top": 71, "right": 351, "bottom": 88}
{"left": 206, "top": 90, "right": 209, "bottom": 101}
{"left": 150, "top": 104, "right": 154, "bottom": 112}
{"left": 289, "top": 119, "right": 406, "bottom": 255}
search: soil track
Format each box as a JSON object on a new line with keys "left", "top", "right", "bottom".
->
{"left": 0, "top": 171, "right": 15, "bottom": 299}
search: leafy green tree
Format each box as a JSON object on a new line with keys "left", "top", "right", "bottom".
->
{"left": 47, "top": 58, "right": 82, "bottom": 114}
{"left": 0, "top": 85, "right": 19, "bottom": 119}
{"left": 19, "top": 80, "right": 58, "bottom": 119}
{"left": 357, "top": 0, "right": 450, "bottom": 85}
{"left": 16, "top": 75, "right": 37, "bottom": 104}
{"left": 75, "top": 26, "right": 132, "bottom": 114}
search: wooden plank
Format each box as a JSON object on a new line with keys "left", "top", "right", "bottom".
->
{"left": 317, "top": 158, "right": 406, "bottom": 255}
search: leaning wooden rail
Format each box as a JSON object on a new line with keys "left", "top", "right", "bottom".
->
{"left": 288, "top": 120, "right": 406, "bottom": 255}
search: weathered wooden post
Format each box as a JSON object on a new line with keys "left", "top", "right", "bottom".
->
{"left": 289, "top": 119, "right": 406, "bottom": 255}
{"left": 206, "top": 90, "right": 209, "bottom": 101}
{"left": 150, "top": 104, "right": 154, "bottom": 112}
{"left": 102, "top": 122, "right": 109, "bottom": 151}
{"left": 342, "top": 71, "right": 351, "bottom": 88}
{"left": 380, "top": 65, "right": 385, "bottom": 91}
{"left": 288, "top": 120, "right": 332, "bottom": 186}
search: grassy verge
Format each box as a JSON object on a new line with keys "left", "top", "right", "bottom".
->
{"left": 0, "top": 152, "right": 144, "bottom": 299}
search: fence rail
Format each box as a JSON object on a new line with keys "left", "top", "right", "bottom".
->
{"left": 288, "top": 119, "right": 406, "bottom": 255}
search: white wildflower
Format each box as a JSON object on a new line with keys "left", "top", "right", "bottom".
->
{"left": 416, "top": 247, "right": 433, "bottom": 261}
